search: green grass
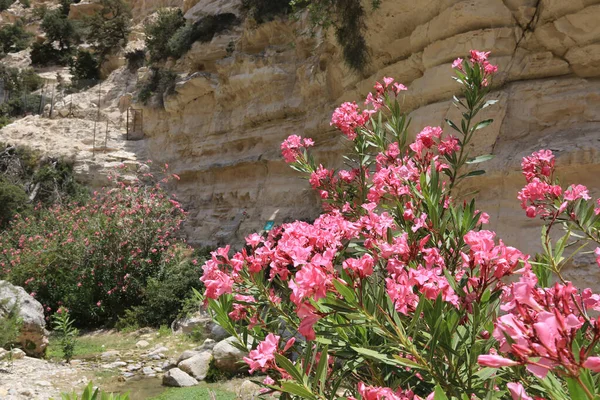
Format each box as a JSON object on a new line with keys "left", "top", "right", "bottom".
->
{"left": 149, "top": 386, "right": 236, "bottom": 400}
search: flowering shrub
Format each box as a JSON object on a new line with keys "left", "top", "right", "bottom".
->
{"left": 201, "top": 51, "right": 600, "bottom": 399}
{"left": 0, "top": 166, "right": 200, "bottom": 326}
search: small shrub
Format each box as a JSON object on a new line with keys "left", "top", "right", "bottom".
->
{"left": 0, "top": 297, "right": 22, "bottom": 349}
{"left": 52, "top": 308, "right": 78, "bottom": 362}
{"left": 116, "top": 249, "right": 203, "bottom": 327}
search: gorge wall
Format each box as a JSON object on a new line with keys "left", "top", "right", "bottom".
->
{"left": 135, "top": 0, "right": 600, "bottom": 289}
{"left": 3, "top": 0, "right": 600, "bottom": 288}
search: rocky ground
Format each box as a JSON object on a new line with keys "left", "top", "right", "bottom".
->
{"left": 0, "top": 350, "right": 88, "bottom": 400}
{"left": 0, "top": 325, "right": 267, "bottom": 400}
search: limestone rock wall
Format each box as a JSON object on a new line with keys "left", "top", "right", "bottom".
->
{"left": 132, "top": 0, "right": 600, "bottom": 287}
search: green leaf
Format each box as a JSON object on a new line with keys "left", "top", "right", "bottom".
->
{"left": 474, "top": 119, "right": 493, "bottom": 130}
{"left": 445, "top": 118, "right": 462, "bottom": 134}
{"left": 275, "top": 354, "right": 305, "bottom": 384}
{"left": 567, "top": 377, "right": 588, "bottom": 399}
{"left": 333, "top": 279, "right": 357, "bottom": 305}
{"left": 433, "top": 384, "right": 449, "bottom": 400}
{"left": 280, "top": 381, "right": 318, "bottom": 400}
{"left": 466, "top": 154, "right": 494, "bottom": 164}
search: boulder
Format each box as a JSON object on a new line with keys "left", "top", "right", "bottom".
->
{"left": 0, "top": 281, "right": 48, "bottom": 357}
{"left": 177, "top": 349, "right": 200, "bottom": 364}
{"left": 178, "top": 351, "right": 213, "bottom": 380}
{"left": 162, "top": 368, "right": 199, "bottom": 387}
{"left": 135, "top": 340, "right": 150, "bottom": 349}
{"left": 212, "top": 336, "right": 249, "bottom": 373}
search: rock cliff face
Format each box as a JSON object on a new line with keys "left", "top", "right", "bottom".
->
{"left": 2, "top": 0, "right": 599, "bottom": 287}
{"left": 132, "top": 0, "right": 600, "bottom": 287}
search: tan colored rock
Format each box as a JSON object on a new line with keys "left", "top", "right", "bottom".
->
{"left": 68, "top": 2, "right": 103, "bottom": 20}
{"left": 565, "top": 44, "right": 600, "bottom": 77}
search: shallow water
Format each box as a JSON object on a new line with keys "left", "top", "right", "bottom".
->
{"left": 103, "top": 376, "right": 167, "bottom": 399}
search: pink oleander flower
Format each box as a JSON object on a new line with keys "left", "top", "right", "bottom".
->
{"left": 452, "top": 58, "right": 463, "bottom": 70}
{"left": 470, "top": 50, "right": 490, "bottom": 63}
{"left": 357, "top": 382, "right": 405, "bottom": 400}
{"left": 521, "top": 149, "right": 555, "bottom": 182}
{"left": 343, "top": 253, "right": 375, "bottom": 278}
{"left": 506, "top": 382, "right": 533, "bottom": 400}
{"left": 563, "top": 184, "right": 591, "bottom": 201}
{"left": 595, "top": 247, "right": 600, "bottom": 268}
{"left": 243, "top": 333, "right": 279, "bottom": 374}
{"left": 331, "top": 101, "right": 372, "bottom": 140}
{"left": 281, "top": 135, "right": 314, "bottom": 163}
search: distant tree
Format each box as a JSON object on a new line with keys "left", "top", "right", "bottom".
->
{"left": 41, "top": 9, "right": 77, "bottom": 50}
{"left": 87, "top": 0, "right": 132, "bottom": 61}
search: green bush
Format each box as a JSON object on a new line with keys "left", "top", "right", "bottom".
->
{"left": 0, "top": 177, "right": 30, "bottom": 229}
{"left": 0, "top": 21, "right": 32, "bottom": 56}
{"left": 0, "top": 66, "right": 43, "bottom": 94}
{"left": 69, "top": 50, "right": 100, "bottom": 89}
{"left": 124, "top": 49, "right": 146, "bottom": 71}
{"left": 0, "top": 296, "right": 22, "bottom": 349}
{"left": 120, "top": 251, "right": 205, "bottom": 327}
{"left": 144, "top": 8, "right": 186, "bottom": 63}
{"left": 0, "top": 168, "right": 197, "bottom": 327}
{"left": 146, "top": 10, "right": 239, "bottom": 62}
{"left": 31, "top": 7, "right": 79, "bottom": 66}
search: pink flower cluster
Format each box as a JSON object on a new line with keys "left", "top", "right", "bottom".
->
{"left": 243, "top": 333, "right": 295, "bottom": 374}
{"left": 281, "top": 135, "right": 314, "bottom": 163}
{"left": 452, "top": 50, "right": 498, "bottom": 86}
{"left": 478, "top": 270, "right": 600, "bottom": 377}
{"left": 518, "top": 150, "right": 592, "bottom": 218}
{"left": 348, "top": 382, "right": 426, "bottom": 400}
{"left": 331, "top": 101, "right": 373, "bottom": 140}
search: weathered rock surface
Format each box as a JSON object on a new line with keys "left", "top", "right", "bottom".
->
{"left": 0, "top": 281, "right": 48, "bottom": 357}
{"left": 124, "top": 0, "right": 600, "bottom": 290}
{"left": 3, "top": 0, "right": 600, "bottom": 290}
{"left": 162, "top": 367, "right": 199, "bottom": 387}
{"left": 178, "top": 351, "right": 213, "bottom": 380}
